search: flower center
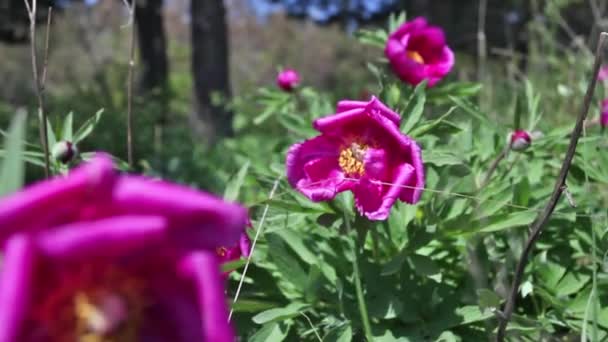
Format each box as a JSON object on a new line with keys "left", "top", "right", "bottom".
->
{"left": 30, "top": 264, "right": 146, "bottom": 341}
{"left": 407, "top": 50, "right": 425, "bottom": 64}
{"left": 338, "top": 142, "right": 367, "bottom": 176}
{"left": 216, "top": 246, "right": 228, "bottom": 258}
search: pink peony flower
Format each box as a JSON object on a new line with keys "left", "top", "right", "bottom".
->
{"left": 276, "top": 69, "right": 301, "bottom": 91}
{"left": 601, "top": 99, "right": 608, "bottom": 128}
{"left": 598, "top": 66, "right": 608, "bottom": 82}
{"left": 510, "top": 130, "right": 532, "bottom": 151}
{"left": 384, "top": 17, "right": 455, "bottom": 87}
{"left": 0, "top": 154, "right": 249, "bottom": 342}
{"left": 216, "top": 227, "right": 251, "bottom": 270}
{"left": 286, "top": 97, "right": 424, "bottom": 220}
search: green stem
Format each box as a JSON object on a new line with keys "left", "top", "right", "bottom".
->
{"left": 345, "top": 213, "right": 374, "bottom": 341}
{"left": 353, "top": 240, "right": 373, "bottom": 341}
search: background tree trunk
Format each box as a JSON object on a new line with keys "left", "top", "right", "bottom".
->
{"left": 190, "top": 0, "right": 233, "bottom": 143}
{"left": 135, "top": 0, "right": 168, "bottom": 94}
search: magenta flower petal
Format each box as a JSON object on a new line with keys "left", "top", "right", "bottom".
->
{"left": 111, "top": 176, "right": 248, "bottom": 249}
{"left": 0, "top": 234, "right": 35, "bottom": 342}
{"left": 0, "top": 154, "right": 115, "bottom": 241}
{"left": 601, "top": 99, "right": 608, "bottom": 128}
{"left": 336, "top": 99, "right": 368, "bottom": 113}
{"left": 286, "top": 97, "right": 425, "bottom": 220}
{"left": 180, "top": 252, "right": 234, "bottom": 342}
{"left": 36, "top": 215, "right": 168, "bottom": 260}
{"left": 599, "top": 66, "right": 608, "bottom": 81}
{"left": 239, "top": 230, "right": 252, "bottom": 258}
{"left": 355, "top": 164, "right": 416, "bottom": 220}
{"left": 399, "top": 139, "right": 425, "bottom": 203}
{"left": 385, "top": 17, "right": 454, "bottom": 87}
{"left": 313, "top": 107, "right": 368, "bottom": 133}
{"left": 286, "top": 136, "right": 354, "bottom": 201}
{"left": 390, "top": 17, "right": 428, "bottom": 40}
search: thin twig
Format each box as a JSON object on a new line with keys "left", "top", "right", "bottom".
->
{"left": 299, "top": 311, "right": 323, "bottom": 342}
{"left": 228, "top": 178, "right": 280, "bottom": 322}
{"left": 477, "top": 0, "right": 488, "bottom": 82}
{"left": 24, "top": 0, "right": 51, "bottom": 177}
{"left": 41, "top": 7, "right": 52, "bottom": 89}
{"left": 495, "top": 32, "right": 608, "bottom": 342}
{"left": 125, "top": 0, "right": 136, "bottom": 168}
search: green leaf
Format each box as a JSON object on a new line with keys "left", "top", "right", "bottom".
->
{"left": 454, "top": 305, "right": 493, "bottom": 325}
{"left": 478, "top": 211, "right": 536, "bottom": 233}
{"left": 555, "top": 272, "right": 590, "bottom": 297}
{"left": 477, "top": 289, "right": 502, "bottom": 310}
{"left": 424, "top": 149, "right": 464, "bottom": 166}
{"left": 324, "top": 324, "right": 352, "bottom": 342}
{"left": 274, "top": 228, "right": 318, "bottom": 264}
{"left": 250, "top": 322, "right": 290, "bottom": 342}
{"left": 62, "top": 111, "right": 74, "bottom": 141}
{"left": 223, "top": 161, "right": 250, "bottom": 202}
{"left": 266, "top": 233, "right": 309, "bottom": 290}
{"left": 449, "top": 96, "right": 495, "bottom": 129}
{"left": 74, "top": 109, "right": 104, "bottom": 143}
{"left": 230, "top": 299, "right": 279, "bottom": 313}
{"left": 0, "top": 110, "right": 27, "bottom": 197}
{"left": 45, "top": 116, "right": 56, "bottom": 148}
{"left": 252, "top": 303, "right": 309, "bottom": 324}
{"left": 400, "top": 80, "right": 427, "bottom": 134}
{"left": 388, "top": 11, "right": 406, "bottom": 32}
{"left": 408, "top": 106, "right": 457, "bottom": 138}
{"left": 408, "top": 254, "right": 440, "bottom": 277}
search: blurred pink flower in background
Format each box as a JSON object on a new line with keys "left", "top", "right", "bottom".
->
{"left": 385, "top": 17, "right": 454, "bottom": 87}
{"left": 598, "top": 66, "right": 608, "bottom": 81}
{"left": 601, "top": 99, "right": 608, "bottom": 128}
{"left": 510, "top": 130, "right": 532, "bottom": 151}
{"left": 286, "top": 96, "right": 424, "bottom": 220}
{"left": 0, "top": 154, "right": 249, "bottom": 342}
{"left": 276, "top": 68, "right": 301, "bottom": 91}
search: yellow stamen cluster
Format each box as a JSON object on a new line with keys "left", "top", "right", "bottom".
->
{"left": 73, "top": 268, "right": 144, "bottom": 342}
{"left": 338, "top": 142, "right": 367, "bottom": 176}
{"left": 216, "top": 246, "right": 228, "bottom": 257}
{"left": 407, "top": 50, "right": 425, "bottom": 64}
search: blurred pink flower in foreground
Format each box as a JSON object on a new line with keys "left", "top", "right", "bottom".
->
{"left": 276, "top": 69, "right": 301, "bottom": 91}
{"left": 510, "top": 130, "right": 532, "bottom": 151}
{"left": 286, "top": 97, "right": 424, "bottom": 220}
{"left": 0, "top": 154, "right": 249, "bottom": 342}
{"left": 385, "top": 17, "right": 454, "bottom": 87}
{"left": 598, "top": 66, "right": 608, "bottom": 81}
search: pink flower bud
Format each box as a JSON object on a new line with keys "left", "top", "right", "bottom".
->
{"left": 510, "top": 130, "right": 532, "bottom": 151}
{"left": 276, "top": 69, "right": 300, "bottom": 92}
